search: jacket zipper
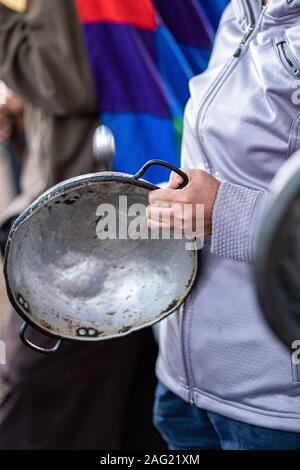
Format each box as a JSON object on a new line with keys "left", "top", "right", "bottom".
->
{"left": 243, "top": 0, "right": 256, "bottom": 25}
{"left": 181, "top": 0, "right": 261, "bottom": 406}
{"left": 233, "top": 23, "right": 255, "bottom": 58}
{"left": 234, "top": 0, "right": 256, "bottom": 57}
{"left": 194, "top": 1, "right": 259, "bottom": 176}
{"left": 276, "top": 39, "right": 300, "bottom": 80}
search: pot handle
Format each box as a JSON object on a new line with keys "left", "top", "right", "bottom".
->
{"left": 20, "top": 322, "right": 63, "bottom": 355}
{"left": 133, "top": 159, "right": 189, "bottom": 189}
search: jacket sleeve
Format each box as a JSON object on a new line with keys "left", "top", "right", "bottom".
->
{"left": 181, "top": 5, "right": 268, "bottom": 264}
{"left": 182, "top": 98, "right": 267, "bottom": 263}
{"left": 210, "top": 182, "right": 266, "bottom": 262}
{"left": 0, "top": 0, "right": 97, "bottom": 115}
{"left": 202, "top": 5, "right": 268, "bottom": 263}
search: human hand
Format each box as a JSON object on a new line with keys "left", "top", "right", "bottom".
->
{"left": 0, "top": 104, "right": 13, "bottom": 140}
{"left": 0, "top": 91, "right": 23, "bottom": 140}
{"left": 146, "top": 169, "right": 220, "bottom": 236}
{"left": 0, "top": 0, "right": 28, "bottom": 13}
{"left": 5, "top": 90, "right": 24, "bottom": 115}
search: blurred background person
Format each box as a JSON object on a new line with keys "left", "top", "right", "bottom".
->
{"left": 0, "top": 85, "right": 25, "bottom": 336}
{"left": 0, "top": 85, "right": 24, "bottom": 192}
{"left": 0, "top": 0, "right": 227, "bottom": 450}
{"left": 0, "top": 85, "right": 26, "bottom": 254}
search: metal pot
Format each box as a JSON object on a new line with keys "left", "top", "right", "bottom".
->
{"left": 4, "top": 160, "right": 198, "bottom": 354}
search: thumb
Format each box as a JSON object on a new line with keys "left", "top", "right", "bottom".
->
{"left": 168, "top": 171, "right": 184, "bottom": 189}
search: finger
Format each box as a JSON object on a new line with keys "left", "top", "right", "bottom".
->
{"left": 146, "top": 205, "right": 174, "bottom": 223}
{"left": 0, "top": 113, "right": 10, "bottom": 124}
{"left": 168, "top": 171, "right": 184, "bottom": 189}
{"left": 0, "top": 115, "right": 12, "bottom": 129}
{"left": 0, "top": 123, "right": 12, "bottom": 140}
{"left": 146, "top": 213, "right": 184, "bottom": 233}
{"left": 149, "top": 188, "right": 183, "bottom": 205}
{"left": 147, "top": 218, "right": 174, "bottom": 231}
{"left": 0, "top": 104, "right": 8, "bottom": 113}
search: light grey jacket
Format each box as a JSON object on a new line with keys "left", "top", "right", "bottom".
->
{"left": 157, "top": 0, "right": 300, "bottom": 432}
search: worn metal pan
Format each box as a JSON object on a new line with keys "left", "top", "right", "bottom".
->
{"left": 4, "top": 160, "right": 198, "bottom": 354}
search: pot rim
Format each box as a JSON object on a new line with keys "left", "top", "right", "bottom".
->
{"left": 3, "top": 171, "right": 198, "bottom": 343}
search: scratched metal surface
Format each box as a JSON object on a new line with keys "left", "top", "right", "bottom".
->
{"left": 5, "top": 179, "right": 197, "bottom": 341}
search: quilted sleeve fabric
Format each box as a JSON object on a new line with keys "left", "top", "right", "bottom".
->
{"left": 211, "top": 181, "right": 266, "bottom": 262}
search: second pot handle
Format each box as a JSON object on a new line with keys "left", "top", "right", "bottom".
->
{"left": 133, "top": 159, "right": 189, "bottom": 189}
{"left": 20, "top": 322, "right": 63, "bottom": 355}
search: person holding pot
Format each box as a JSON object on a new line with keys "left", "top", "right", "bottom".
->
{"left": 0, "top": 0, "right": 226, "bottom": 450}
{"left": 147, "top": 0, "right": 300, "bottom": 450}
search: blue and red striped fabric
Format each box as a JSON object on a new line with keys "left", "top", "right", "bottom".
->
{"left": 76, "top": 0, "right": 228, "bottom": 183}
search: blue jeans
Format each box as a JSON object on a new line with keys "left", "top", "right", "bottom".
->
{"left": 153, "top": 383, "right": 300, "bottom": 450}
